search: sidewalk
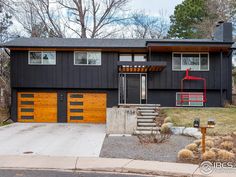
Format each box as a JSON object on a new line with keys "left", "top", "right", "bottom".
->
{"left": 0, "top": 155, "right": 235, "bottom": 177}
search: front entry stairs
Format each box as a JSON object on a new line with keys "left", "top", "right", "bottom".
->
{"left": 134, "top": 104, "right": 160, "bottom": 135}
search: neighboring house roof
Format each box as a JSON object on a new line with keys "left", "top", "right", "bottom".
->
{"left": 1, "top": 37, "right": 234, "bottom": 48}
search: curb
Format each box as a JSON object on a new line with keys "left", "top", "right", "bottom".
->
{"left": 0, "top": 155, "right": 231, "bottom": 177}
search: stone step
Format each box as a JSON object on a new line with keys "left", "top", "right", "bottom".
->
{"left": 137, "top": 119, "right": 154, "bottom": 123}
{"left": 138, "top": 122, "right": 156, "bottom": 126}
{"left": 134, "top": 130, "right": 159, "bottom": 135}
{"left": 137, "top": 107, "right": 158, "bottom": 110}
{"left": 119, "top": 104, "right": 160, "bottom": 107}
{"left": 136, "top": 127, "right": 160, "bottom": 131}
{"left": 140, "top": 113, "right": 159, "bottom": 116}
{"left": 137, "top": 116, "right": 156, "bottom": 119}
{"left": 137, "top": 110, "right": 155, "bottom": 113}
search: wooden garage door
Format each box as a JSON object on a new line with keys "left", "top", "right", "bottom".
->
{"left": 18, "top": 92, "right": 57, "bottom": 123}
{"left": 67, "top": 93, "right": 106, "bottom": 123}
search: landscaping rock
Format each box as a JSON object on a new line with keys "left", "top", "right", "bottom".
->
{"left": 192, "top": 132, "right": 202, "bottom": 139}
{"left": 183, "top": 128, "right": 198, "bottom": 135}
{"left": 165, "top": 123, "right": 174, "bottom": 128}
{"left": 171, "top": 127, "right": 201, "bottom": 139}
{"left": 183, "top": 128, "right": 202, "bottom": 139}
{"left": 171, "top": 127, "right": 185, "bottom": 135}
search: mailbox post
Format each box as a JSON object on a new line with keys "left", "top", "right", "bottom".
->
{"left": 200, "top": 126, "right": 207, "bottom": 153}
{"left": 193, "top": 118, "right": 215, "bottom": 154}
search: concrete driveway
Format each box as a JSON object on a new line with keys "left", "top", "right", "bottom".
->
{"left": 0, "top": 123, "right": 106, "bottom": 157}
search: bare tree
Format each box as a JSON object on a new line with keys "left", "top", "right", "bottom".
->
{"left": 126, "top": 10, "right": 169, "bottom": 39}
{"left": 58, "top": 0, "right": 129, "bottom": 38}
{"left": 0, "top": 0, "right": 11, "bottom": 112}
{"left": 10, "top": 0, "right": 65, "bottom": 37}
{"left": 195, "top": 0, "right": 236, "bottom": 38}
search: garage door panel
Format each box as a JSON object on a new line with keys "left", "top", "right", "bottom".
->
{"left": 18, "top": 92, "right": 57, "bottom": 123}
{"left": 19, "top": 111, "right": 34, "bottom": 116}
{"left": 67, "top": 93, "right": 106, "bottom": 123}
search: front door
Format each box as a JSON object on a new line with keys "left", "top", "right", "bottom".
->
{"left": 119, "top": 74, "right": 147, "bottom": 104}
{"left": 126, "top": 75, "right": 140, "bottom": 104}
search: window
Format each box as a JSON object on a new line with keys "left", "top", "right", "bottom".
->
{"left": 176, "top": 92, "right": 203, "bottom": 107}
{"left": 134, "top": 54, "right": 147, "bottom": 62}
{"left": 141, "top": 75, "right": 146, "bottom": 104}
{"left": 119, "top": 54, "right": 132, "bottom": 61}
{"left": 173, "top": 54, "right": 181, "bottom": 70}
{"left": 29, "top": 51, "right": 56, "bottom": 65}
{"left": 172, "top": 53, "right": 209, "bottom": 71}
{"left": 74, "top": 51, "right": 101, "bottom": 65}
{"left": 182, "top": 54, "right": 200, "bottom": 70}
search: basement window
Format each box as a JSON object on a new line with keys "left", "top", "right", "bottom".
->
{"left": 74, "top": 51, "right": 101, "bottom": 65}
{"left": 172, "top": 53, "right": 209, "bottom": 71}
{"left": 29, "top": 51, "right": 56, "bottom": 65}
{"left": 176, "top": 92, "right": 203, "bottom": 107}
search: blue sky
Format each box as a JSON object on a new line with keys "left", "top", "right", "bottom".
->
{"left": 129, "top": 0, "right": 184, "bottom": 18}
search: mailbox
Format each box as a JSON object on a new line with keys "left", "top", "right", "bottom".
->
{"left": 207, "top": 118, "right": 215, "bottom": 128}
{"left": 193, "top": 118, "right": 200, "bottom": 128}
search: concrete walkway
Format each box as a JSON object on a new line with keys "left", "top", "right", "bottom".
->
{"left": 0, "top": 123, "right": 106, "bottom": 157}
{"left": 0, "top": 155, "right": 235, "bottom": 177}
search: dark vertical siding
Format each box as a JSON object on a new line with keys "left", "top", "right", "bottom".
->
{"left": 148, "top": 89, "right": 226, "bottom": 107}
{"left": 11, "top": 89, "right": 17, "bottom": 122}
{"left": 11, "top": 51, "right": 118, "bottom": 89}
{"left": 148, "top": 52, "right": 230, "bottom": 90}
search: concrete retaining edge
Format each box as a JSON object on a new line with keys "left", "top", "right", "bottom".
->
{"left": 0, "top": 155, "right": 222, "bottom": 177}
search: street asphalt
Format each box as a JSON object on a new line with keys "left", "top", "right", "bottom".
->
{"left": 0, "top": 170, "right": 166, "bottom": 177}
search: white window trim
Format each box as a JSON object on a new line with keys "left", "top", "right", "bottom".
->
{"left": 74, "top": 51, "right": 102, "bottom": 66}
{"left": 119, "top": 54, "right": 133, "bottom": 62}
{"left": 176, "top": 92, "right": 204, "bottom": 107}
{"left": 172, "top": 52, "right": 209, "bottom": 71}
{"left": 28, "top": 51, "right": 56, "bottom": 65}
{"left": 134, "top": 54, "right": 147, "bottom": 62}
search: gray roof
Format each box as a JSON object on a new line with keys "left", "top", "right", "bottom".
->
{"left": 2, "top": 38, "right": 146, "bottom": 48}
{"left": 1, "top": 37, "right": 233, "bottom": 48}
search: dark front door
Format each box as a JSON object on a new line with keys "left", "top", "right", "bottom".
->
{"left": 126, "top": 74, "right": 140, "bottom": 104}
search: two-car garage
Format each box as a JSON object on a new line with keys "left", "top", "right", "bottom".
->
{"left": 17, "top": 92, "right": 106, "bottom": 123}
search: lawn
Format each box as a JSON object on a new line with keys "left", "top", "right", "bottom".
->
{"left": 163, "top": 108, "right": 236, "bottom": 135}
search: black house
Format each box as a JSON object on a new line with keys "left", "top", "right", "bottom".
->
{"left": 1, "top": 22, "right": 234, "bottom": 123}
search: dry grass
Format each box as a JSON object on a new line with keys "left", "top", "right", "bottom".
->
{"left": 160, "top": 123, "right": 172, "bottom": 134}
{"left": 0, "top": 122, "right": 11, "bottom": 126}
{"left": 185, "top": 143, "right": 198, "bottom": 152}
{"left": 218, "top": 150, "right": 235, "bottom": 161}
{"left": 164, "top": 117, "right": 172, "bottom": 123}
{"left": 220, "top": 141, "right": 234, "bottom": 151}
{"left": 202, "top": 150, "right": 216, "bottom": 161}
{"left": 0, "top": 107, "right": 9, "bottom": 123}
{"left": 163, "top": 108, "right": 236, "bottom": 135}
{"left": 178, "top": 149, "right": 194, "bottom": 161}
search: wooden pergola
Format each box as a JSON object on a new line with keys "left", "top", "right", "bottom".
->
{"left": 117, "top": 61, "right": 167, "bottom": 73}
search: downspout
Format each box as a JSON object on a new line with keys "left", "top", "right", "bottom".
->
{"left": 220, "top": 51, "right": 223, "bottom": 106}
